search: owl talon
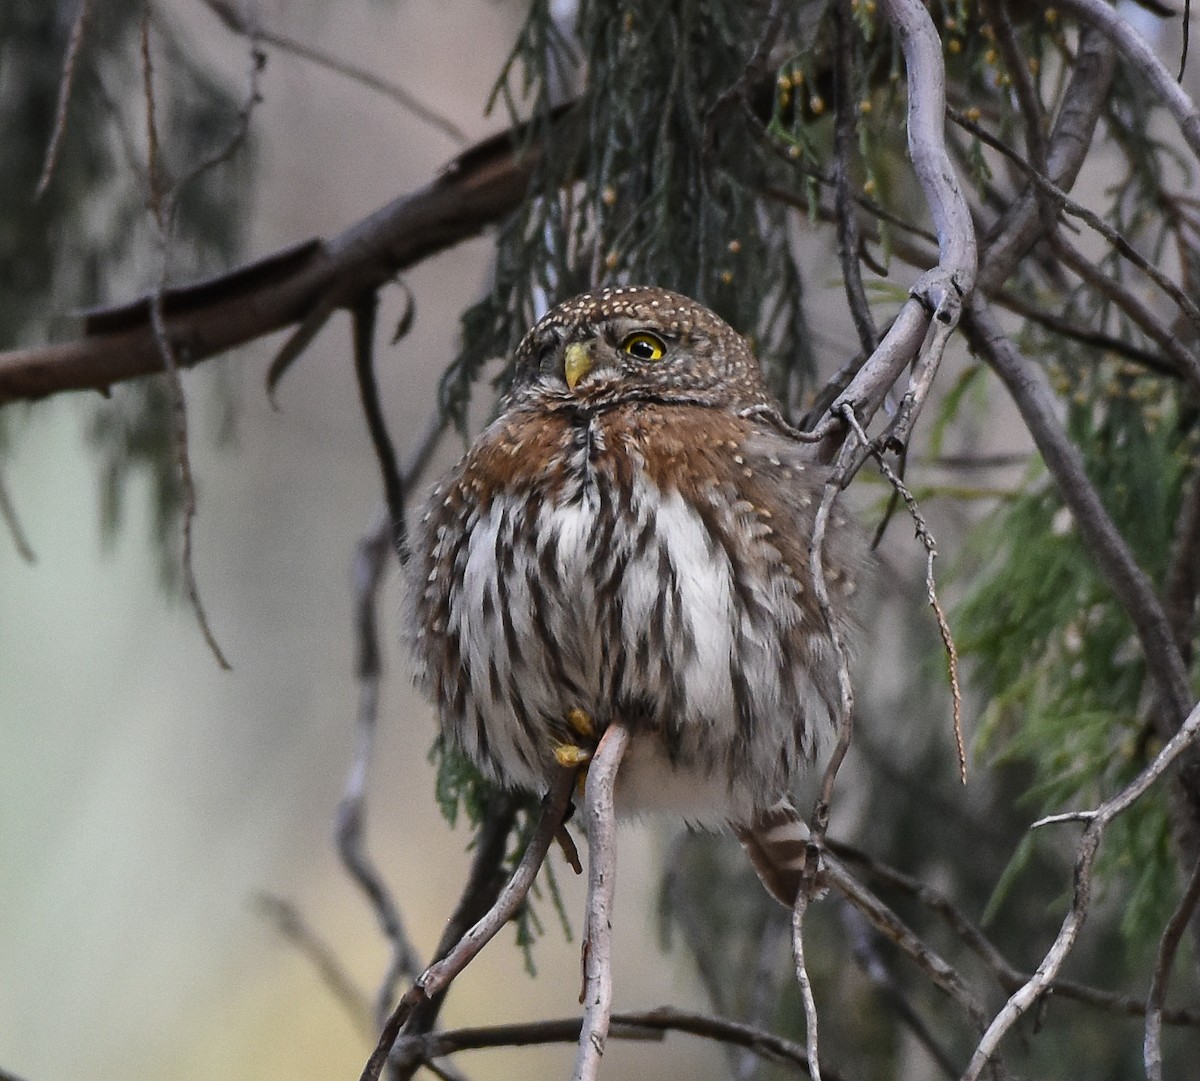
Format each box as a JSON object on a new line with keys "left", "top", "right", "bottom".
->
{"left": 554, "top": 743, "right": 593, "bottom": 768}
{"left": 565, "top": 707, "right": 595, "bottom": 739}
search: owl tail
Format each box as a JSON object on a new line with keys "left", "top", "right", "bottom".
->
{"left": 732, "top": 799, "right": 812, "bottom": 907}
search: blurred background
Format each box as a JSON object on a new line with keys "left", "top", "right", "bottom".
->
{"left": 6, "top": 2, "right": 1198, "bottom": 1080}
{"left": 0, "top": 3, "right": 744, "bottom": 1079}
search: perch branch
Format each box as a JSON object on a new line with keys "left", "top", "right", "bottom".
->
{"left": 573, "top": 722, "right": 632, "bottom": 1081}
{"left": 792, "top": 864, "right": 824, "bottom": 1081}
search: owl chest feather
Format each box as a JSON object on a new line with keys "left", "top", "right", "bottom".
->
{"left": 414, "top": 404, "right": 841, "bottom": 819}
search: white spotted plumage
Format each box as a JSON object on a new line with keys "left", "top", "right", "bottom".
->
{"left": 404, "top": 286, "right": 865, "bottom": 900}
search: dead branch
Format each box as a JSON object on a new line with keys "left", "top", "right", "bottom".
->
{"left": 830, "top": 839, "right": 1200, "bottom": 1027}
{"left": 253, "top": 892, "right": 375, "bottom": 1038}
{"left": 1050, "top": 0, "right": 1200, "bottom": 164}
{"left": 816, "top": 0, "right": 977, "bottom": 447}
{"left": 338, "top": 405, "right": 457, "bottom": 1025}
{"left": 976, "top": 27, "right": 1117, "bottom": 295}
{"left": 966, "top": 299, "right": 1192, "bottom": 724}
{"left": 0, "top": 467, "right": 36, "bottom": 563}
{"left": 392, "top": 1005, "right": 868, "bottom": 1079}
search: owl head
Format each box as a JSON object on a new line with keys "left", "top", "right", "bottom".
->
{"left": 506, "top": 286, "right": 776, "bottom": 414}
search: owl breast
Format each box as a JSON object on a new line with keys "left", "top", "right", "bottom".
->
{"left": 407, "top": 403, "right": 848, "bottom": 823}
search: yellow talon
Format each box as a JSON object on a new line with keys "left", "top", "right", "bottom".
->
{"left": 554, "top": 744, "right": 593, "bottom": 768}
{"left": 566, "top": 707, "right": 595, "bottom": 739}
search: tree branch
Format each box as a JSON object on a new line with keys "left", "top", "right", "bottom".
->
{"left": 0, "top": 113, "right": 566, "bottom": 405}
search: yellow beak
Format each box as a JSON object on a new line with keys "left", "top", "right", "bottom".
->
{"left": 564, "top": 341, "right": 593, "bottom": 390}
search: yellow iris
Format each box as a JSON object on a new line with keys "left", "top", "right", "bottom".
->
{"left": 620, "top": 332, "right": 666, "bottom": 361}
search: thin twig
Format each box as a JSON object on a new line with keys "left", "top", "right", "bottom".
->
{"left": 830, "top": 839, "right": 1200, "bottom": 1026}
{"left": 138, "top": 10, "right": 264, "bottom": 668}
{"left": 841, "top": 406, "right": 965, "bottom": 782}
{"left": 838, "top": 902, "right": 958, "bottom": 1079}
{"left": 1050, "top": 234, "right": 1200, "bottom": 392}
{"left": 360, "top": 769, "right": 577, "bottom": 1081}
{"left": 337, "top": 406, "right": 449, "bottom": 1024}
{"left": 949, "top": 107, "right": 1200, "bottom": 360}
{"left": 393, "top": 1005, "right": 863, "bottom": 1078}
{"left": 573, "top": 722, "right": 631, "bottom": 1081}
{"left": 974, "top": 27, "right": 1116, "bottom": 296}
{"left": 822, "top": 853, "right": 995, "bottom": 1039}
{"left": 253, "top": 892, "right": 375, "bottom": 1038}
{"left": 339, "top": 507, "right": 422, "bottom": 1025}
{"left": 200, "top": 0, "right": 467, "bottom": 144}
{"left": 962, "top": 700, "right": 1200, "bottom": 1081}
{"left": 351, "top": 294, "right": 407, "bottom": 560}
{"left": 817, "top": 0, "right": 976, "bottom": 446}
{"left": 36, "top": 0, "right": 91, "bottom": 197}
{"left": 0, "top": 469, "right": 36, "bottom": 563}
{"left": 1144, "top": 854, "right": 1200, "bottom": 1081}
{"left": 809, "top": 435, "right": 862, "bottom": 833}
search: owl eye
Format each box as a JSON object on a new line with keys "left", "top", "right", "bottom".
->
{"left": 620, "top": 332, "right": 666, "bottom": 362}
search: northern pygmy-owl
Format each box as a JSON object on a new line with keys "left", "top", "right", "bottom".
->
{"left": 405, "top": 286, "right": 863, "bottom": 903}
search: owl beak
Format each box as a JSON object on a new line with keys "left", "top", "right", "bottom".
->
{"left": 563, "top": 341, "right": 593, "bottom": 390}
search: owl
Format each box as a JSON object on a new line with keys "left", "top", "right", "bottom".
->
{"left": 404, "top": 286, "right": 863, "bottom": 903}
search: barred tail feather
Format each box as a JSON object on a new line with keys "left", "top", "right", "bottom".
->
{"left": 732, "top": 799, "right": 811, "bottom": 907}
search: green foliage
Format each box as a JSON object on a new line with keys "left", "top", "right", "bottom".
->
{"left": 442, "top": 0, "right": 831, "bottom": 426}
{"left": 958, "top": 354, "right": 1193, "bottom": 946}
